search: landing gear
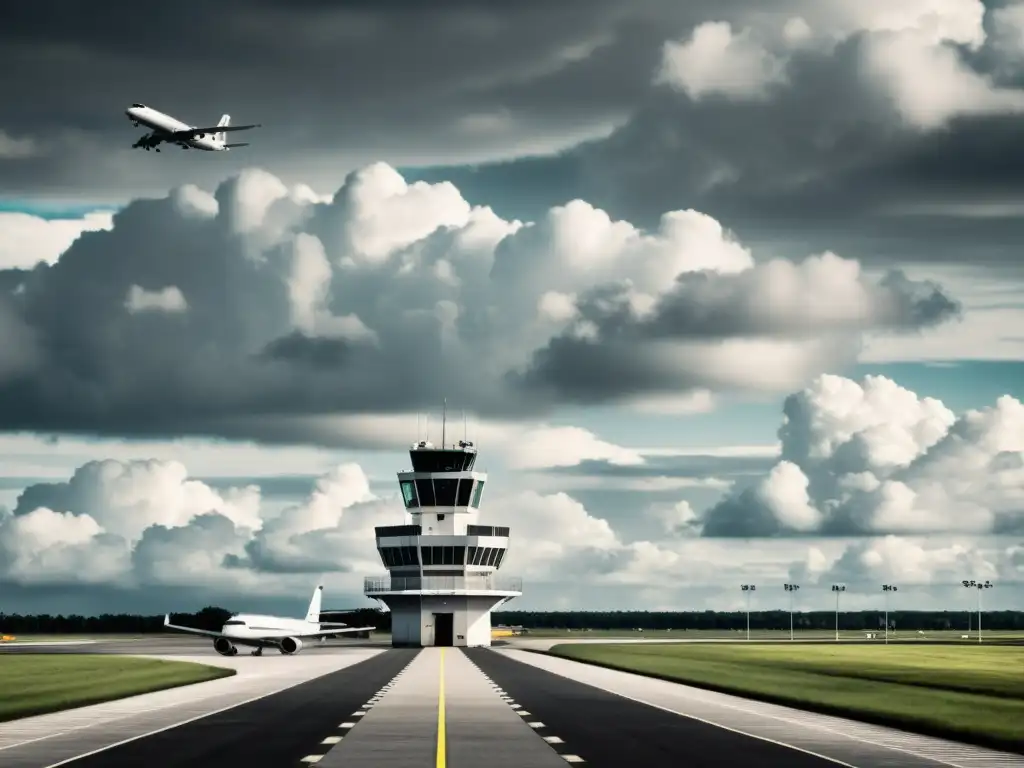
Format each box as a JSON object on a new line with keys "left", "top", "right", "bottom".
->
{"left": 250, "top": 647, "right": 263, "bottom": 656}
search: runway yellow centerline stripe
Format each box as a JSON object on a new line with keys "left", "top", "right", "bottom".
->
{"left": 436, "top": 648, "right": 447, "bottom": 768}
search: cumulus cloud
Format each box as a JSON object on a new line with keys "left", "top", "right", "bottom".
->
{"left": 514, "top": 253, "right": 958, "bottom": 404}
{"left": 699, "top": 374, "right": 1024, "bottom": 537}
{"left": 656, "top": 21, "right": 788, "bottom": 100}
{"left": 860, "top": 30, "right": 1024, "bottom": 129}
{"left": 653, "top": 0, "right": 1022, "bottom": 131}
{"left": 0, "top": 458, "right": 385, "bottom": 589}
{"left": 0, "top": 163, "right": 958, "bottom": 445}
{"left": 787, "top": 535, "right": 1023, "bottom": 592}
{"left": 0, "top": 210, "right": 114, "bottom": 270}
{"left": 0, "top": 456, "right": 686, "bottom": 595}
{"left": 498, "top": 425, "right": 645, "bottom": 471}
{"left": 1, "top": 453, "right": 1016, "bottom": 608}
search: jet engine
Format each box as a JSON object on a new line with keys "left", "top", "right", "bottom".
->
{"left": 214, "top": 637, "right": 238, "bottom": 656}
{"left": 279, "top": 636, "right": 303, "bottom": 655}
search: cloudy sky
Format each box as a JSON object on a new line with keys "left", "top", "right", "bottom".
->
{"left": 1, "top": 0, "right": 1022, "bottom": 618}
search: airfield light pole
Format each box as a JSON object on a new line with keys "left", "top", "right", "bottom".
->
{"left": 881, "top": 584, "right": 897, "bottom": 644}
{"left": 962, "top": 580, "right": 993, "bottom": 644}
{"left": 831, "top": 584, "right": 846, "bottom": 642}
{"left": 741, "top": 584, "right": 756, "bottom": 641}
{"left": 784, "top": 583, "right": 800, "bottom": 641}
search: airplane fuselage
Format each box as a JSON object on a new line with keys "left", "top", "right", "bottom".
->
{"left": 125, "top": 105, "right": 224, "bottom": 151}
{"left": 220, "top": 614, "right": 327, "bottom": 641}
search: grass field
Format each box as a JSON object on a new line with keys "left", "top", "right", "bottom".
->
{"left": 1, "top": 635, "right": 145, "bottom": 643}
{"left": 524, "top": 628, "right": 1024, "bottom": 642}
{"left": 547, "top": 642, "right": 1024, "bottom": 752}
{"left": 0, "top": 655, "right": 235, "bottom": 722}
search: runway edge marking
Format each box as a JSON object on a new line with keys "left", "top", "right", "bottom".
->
{"left": 38, "top": 656, "right": 381, "bottom": 768}
{"left": 503, "top": 649, "right": 1024, "bottom": 768}
{"left": 468, "top": 654, "right": 585, "bottom": 764}
{"left": 497, "top": 650, "right": 864, "bottom": 768}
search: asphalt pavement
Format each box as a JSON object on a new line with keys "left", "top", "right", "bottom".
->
{"left": 3, "top": 637, "right": 1022, "bottom": 767}
{"left": 41, "top": 648, "right": 417, "bottom": 768}
{"left": 467, "top": 647, "right": 837, "bottom": 768}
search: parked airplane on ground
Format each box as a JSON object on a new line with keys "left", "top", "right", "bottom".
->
{"left": 125, "top": 103, "right": 260, "bottom": 152}
{"left": 163, "top": 585, "right": 374, "bottom": 656}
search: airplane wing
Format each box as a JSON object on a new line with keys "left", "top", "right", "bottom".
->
{"left": 163, "top": 615, "right": 374, "bottom": 640}
{"left": 299, "top": 626, "right": 376, "bottom": 638}
{"left": 173, "top": 124, "right": 261, "bottom": 138}
{"left": 163, "top": 614, "right": 228, "bottom": 639}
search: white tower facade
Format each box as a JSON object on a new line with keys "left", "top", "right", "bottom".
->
{"left": 364, "top": 435, "right": 522, "bottom": 647}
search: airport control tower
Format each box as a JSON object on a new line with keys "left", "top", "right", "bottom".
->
{"left": 364, "top": 418, "right": 522, "bottom": 647}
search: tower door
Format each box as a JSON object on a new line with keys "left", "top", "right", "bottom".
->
{"left": 434, "top": 613, "right": 454, "bottom": 647}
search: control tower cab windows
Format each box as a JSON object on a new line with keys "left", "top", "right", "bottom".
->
{"left": 433, "top": 478, "right": 458, "bottom": 506}
{"left": 416, "top": 479, "right": 436, "bottom": 506}
{"left": 410, "top": 449, "right": 477, "bottom": 473}
{"left": 456, "top": 479, "right": 473, "bottom": 506}
{"left": 471, "top": 481, "right": 485, "bottom": 507}
{"left": 400, "top": 481, "right": 418, "bottom": 508}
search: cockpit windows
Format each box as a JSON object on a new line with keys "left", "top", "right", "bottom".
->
{"left": 131, "top": 103, "right": 146, "bottom": 108}
{"left": 223, "top": 619, "right": 246, "bottom": 626}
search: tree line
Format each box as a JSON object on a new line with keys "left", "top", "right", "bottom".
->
{"left": 2, "top": 608, "right": 1022, "bottom": 634}
{"left": 493, "top": 610, "right": 1024, "bottom": 631}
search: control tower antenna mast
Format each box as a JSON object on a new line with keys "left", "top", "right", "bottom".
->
{"left": 442, "top": 398, "right": 447, "bottom": 449}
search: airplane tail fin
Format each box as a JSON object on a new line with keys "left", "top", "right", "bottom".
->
{"left": 305, "top": 584, "right": 324, "bottom": 623}
{"left": 216, "top": 114, "right": 230, "bottom": 143}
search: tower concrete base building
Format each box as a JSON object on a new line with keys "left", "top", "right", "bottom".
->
{"left": 364, "top": 435, "right": 522, "bottom": 647}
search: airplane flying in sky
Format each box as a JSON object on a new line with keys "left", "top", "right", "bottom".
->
{"left": 163, "top": 585, "right": 374, "bottom": 656}
{"left": 125, "top": 103, "right": 260, "bottom": 152}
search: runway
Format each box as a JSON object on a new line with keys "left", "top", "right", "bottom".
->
{"left": 1, "top": 637, "right": 1021, "bottom": 767}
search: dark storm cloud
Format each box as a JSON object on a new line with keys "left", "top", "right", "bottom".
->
{"left": 406, "top": 6, "right": 1024, "bottom": 268}
{"left": 0, "top": 0, "right": 717, "bottom": 199}
{"left": 512, "top": 262, "right": 960, "bottom": 405}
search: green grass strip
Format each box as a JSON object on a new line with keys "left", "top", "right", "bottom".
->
{"left": 0, "top": 654, "right": 235, "bottom": 722}
{"left": 546, "top": 643, "right": 1024, "bottom": 754}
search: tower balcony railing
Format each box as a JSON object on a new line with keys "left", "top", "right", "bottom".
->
{"left": 364, "top": 574, "right": 523, "bottom": 594}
